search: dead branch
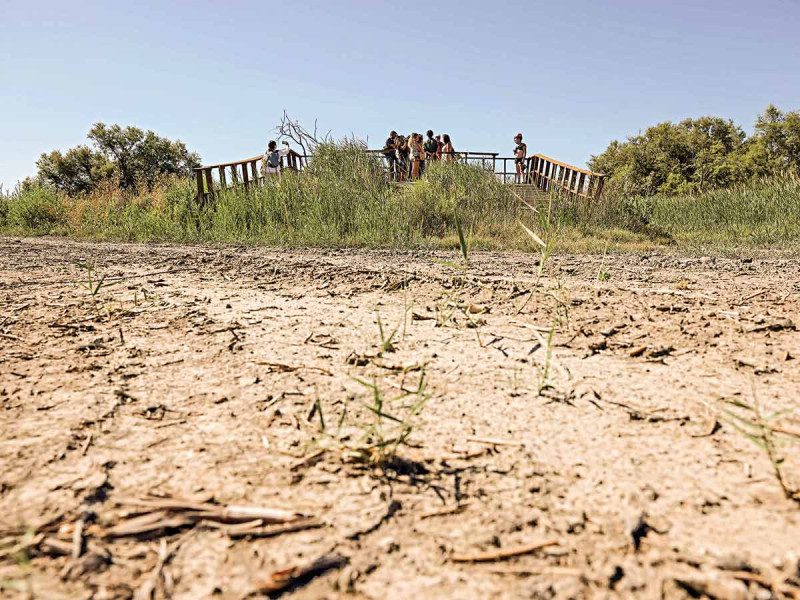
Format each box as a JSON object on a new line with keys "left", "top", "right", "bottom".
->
{"left": 273, "top": 110, "right": 331, "bottom": 156}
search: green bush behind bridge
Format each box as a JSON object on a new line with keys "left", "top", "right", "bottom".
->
{"left": 2, "top": 141, "right": 799, "bottom": 252}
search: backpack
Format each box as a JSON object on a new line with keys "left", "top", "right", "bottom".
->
{"left": 267, "top": 150, "right": 280, "bottom": 168}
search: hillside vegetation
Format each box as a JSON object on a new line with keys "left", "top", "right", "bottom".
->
{"left": 589, "top": 105, "right": 800, "bottom": 196}
{"left": 2, "top": 141, "right": 799, "bottom": 253}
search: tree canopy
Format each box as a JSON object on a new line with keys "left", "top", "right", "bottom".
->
{"left": 35, "top": 123, "right": 201, "bottom": 195}
{"left": 588, "top": 105, "right": 800, "bottom": 196}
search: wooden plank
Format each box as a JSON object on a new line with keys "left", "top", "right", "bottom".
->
{"left": 218, "top": 166, "right": 227, "bottom": 189}
{"left": 594, "top": 176, "right": 606, "bottom": 199}
{"left": 531, "top": 153, "right": 601, "bottom": 177}
{"left": 203, "top": 168, "right": 214, "bottom": 200}
{"left": 536, "top": 159, "right": 543, "bottom": 189}
{"left": 242, "top": 162, "right": 250, "bottom": 188}
{"left": 194, "top": 169, "right": 205, "bottom": 203}
{"left": 199, "top": 155, "right": 263, "bottom": 170}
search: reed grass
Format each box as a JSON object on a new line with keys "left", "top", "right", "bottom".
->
{"left": 1, "top": 142, "right": 799, "bottom": 253}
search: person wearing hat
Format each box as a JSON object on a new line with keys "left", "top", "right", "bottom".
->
{"left": 514, "top": 133, "right": 528, "bottom": 183}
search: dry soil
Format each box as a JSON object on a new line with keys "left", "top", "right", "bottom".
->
{"left": 1, "top": 237, "right": 799, "bottom": 599}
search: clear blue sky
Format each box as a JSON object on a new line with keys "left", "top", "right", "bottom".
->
{"left": 2, "top": 0, "right": 799, "bottom": 188}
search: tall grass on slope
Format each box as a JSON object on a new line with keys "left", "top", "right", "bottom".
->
{"left": 1, "top": 143, "right": 798, "bottom": 251}
{"left": 206, "top": 140, "right": 409, "bottom": 246}
{"left": 645, "top": 175, "right": 800, "bottom": 247}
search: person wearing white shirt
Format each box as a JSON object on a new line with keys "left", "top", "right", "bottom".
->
{"left": 262, "top": 140, "right": 291, "bottom": 176}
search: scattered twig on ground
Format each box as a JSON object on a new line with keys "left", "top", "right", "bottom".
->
{"left": 133, "top": 532, "right": 191, "bottom": 600}
{"left": 419, "top": 503, "right": 470, "bottom": 519}
{"left": 451, "top": 540, "right": 559, "bottom": 563}
{"left": 105, "top": 495, "right": 311, "bottom": 539}
{"left": 250, "top": 552, "right": 349, "bottom": 598}
{"left": 488, "top": 566, "right": 583, "bottom": 577}
{"left": 203, "top": 517, "right": 323, "bottom": 539}
{"left": 255, "top": 361, "right": 333, "bottom": 376}
{"left": 736, "top": 289, "right": 768, "bottom": 305}
{"left": 466, "top": 436, "right": 524, "bottom": 447}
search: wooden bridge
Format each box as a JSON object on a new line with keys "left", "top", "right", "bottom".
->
{"left": 194, "top": 150, "right": 605, "bottom": 205}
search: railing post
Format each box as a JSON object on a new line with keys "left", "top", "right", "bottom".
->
{"left": 204, "top": 168, "right": 214, "bottom": 202}
{"left": 194, "top": 168, "right": 205, "bottom": 205}
{"left": 242, "top": 162, "right": 250, "bottom": 189}
{"left": 218, "top": 166, "right": 226, "bottom": 189}
{"left": 594, "top": 175, "right": 605, "bottom": 200}
{"left": 544, "top": 160, "right": 552, "bottom": 191}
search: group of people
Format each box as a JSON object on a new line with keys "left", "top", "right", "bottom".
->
{"left": 382, "top": 130, "right": 455, "bottom": 181}
{"left": 261, "top": 130, "right": 530, "bottom": 183}
{"left": 382, "top": 131, "right": 530, "bottom": 182}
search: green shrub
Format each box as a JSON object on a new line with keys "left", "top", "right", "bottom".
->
{"left": 0, "top": 194, "right": 9, "bottom": 228}
{"left": 2, "top": 141, "right": 798, "bottom": 253}
{"left": 6, "top": 186, "right": 67, "bottom": 232}
{"left": 400, "top": 160, "right": 518, "bottom": 238}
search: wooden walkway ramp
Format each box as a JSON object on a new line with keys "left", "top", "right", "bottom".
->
{"left": 194, "top": 150, "right": 605, "bottom": 205}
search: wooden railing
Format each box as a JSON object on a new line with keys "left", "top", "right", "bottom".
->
{"left": 193, "top": 152, "right": 307, "bottom": 205}
{"left": 526, "top": 154, "right": 605, "bottom": 200}
{"left": 194, "top": 149, "right": 604, "bottom": 204}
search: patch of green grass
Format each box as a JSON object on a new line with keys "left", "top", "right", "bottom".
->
{"left": 2, "top": 143, "right": 799, "bottom": 253}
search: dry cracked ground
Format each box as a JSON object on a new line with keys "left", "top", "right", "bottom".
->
{"left": 1, "top": 236, "right": 799, "bottom": 599}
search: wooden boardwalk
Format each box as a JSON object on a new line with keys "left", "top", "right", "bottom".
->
{"left": 194, "top": 150, "right": 605, "bottom": 205}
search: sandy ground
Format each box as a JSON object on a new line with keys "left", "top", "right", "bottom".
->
{"left": 1, "top": 236, "right": 799, "bottom": 600}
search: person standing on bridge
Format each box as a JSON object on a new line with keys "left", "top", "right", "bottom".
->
{"left": 383, "top": 131, "right": 398, "bottom": 181}
{"left": 410, "top": 133, "right": 425, "bottom": 179}
{"left": 395, "top": 135, "right": 409, "bottom": 182}
{"left": 514, "top": 133, "right": 528, "bottom": 183}
{"left": 262, "top": 140, "right": 291, "bottom": 177}
{"left": 441, "top": 134, "right": 455, "bottom": 162}
{"left": 424, "top": 130, "right": 439, "bottom": 163}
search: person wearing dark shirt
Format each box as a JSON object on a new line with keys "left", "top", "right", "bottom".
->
{"left": 395, "top": 135, "right": 410, "bottom": 182}
{"left": 514, "top": 133, "right": 528, "bottom": 183}
{"left": 383, "top": 131, "right": 398, "bottom": 181}
{"left": 424, "top": 130, "right": 438, "bottom": 160}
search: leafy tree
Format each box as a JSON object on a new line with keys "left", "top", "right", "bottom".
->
{"left": 35, "top": 145, "right": 111, "bottom": 196}
{"left": 36, "top": 123, "right": 201, "bottom": 194}
{"left": 589, "top": 106, "right": 799, "bottom": 196}
{"left": 589, "top": 116, "right": 747, "bottom": 196}
{"left": 752, "top": 105, "right": 800, "bottom": 174}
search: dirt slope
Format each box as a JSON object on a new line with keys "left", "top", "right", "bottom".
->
{"left": 1, "top": 237, "right": 799, "bottom": 599}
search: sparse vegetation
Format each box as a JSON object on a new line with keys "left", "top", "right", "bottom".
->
{"left": 1, "top": 140, "right": 799, "bottom": 253}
